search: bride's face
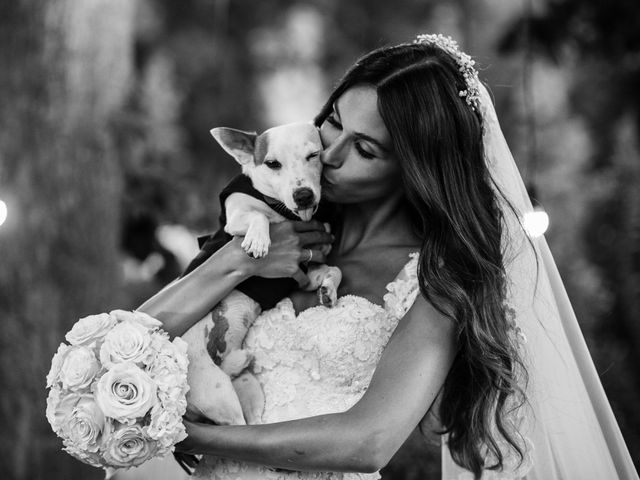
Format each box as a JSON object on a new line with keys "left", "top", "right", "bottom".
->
{"left": 319, "top": 86, "right": 401, "bottom": 203}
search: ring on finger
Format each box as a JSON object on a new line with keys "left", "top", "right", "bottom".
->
{"left": 303, "top": 248, "right": 313, "bottom": 264}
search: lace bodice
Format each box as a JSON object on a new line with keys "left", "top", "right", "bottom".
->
{"left": 194, "top": 253, "right": 420, "bottom": 480}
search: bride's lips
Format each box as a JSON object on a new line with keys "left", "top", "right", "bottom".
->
{"left": 321, "top": 173, "right": 335, "bottom": 186}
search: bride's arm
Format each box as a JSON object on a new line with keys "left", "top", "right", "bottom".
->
{"left": 178, "top": 294, "right": 457, "bottom": 473}
{"left": 136, "top": 238, "right": 250, "bottom": 337}
{"left": 137, "top": 221, "right": 332, "bottom": 337}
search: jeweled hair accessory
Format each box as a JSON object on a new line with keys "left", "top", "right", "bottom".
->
{"left": 414, "top": 33, "right": 481, "bottom": 110}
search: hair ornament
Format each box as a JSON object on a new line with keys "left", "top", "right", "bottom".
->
{"left": 414, "top": 33, "right": 481, "bottom": 110}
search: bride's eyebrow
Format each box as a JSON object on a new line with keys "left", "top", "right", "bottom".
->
{"left": 334, "top": 101, "right": 389, "bottom": 153}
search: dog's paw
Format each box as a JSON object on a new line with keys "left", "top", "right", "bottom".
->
{"left": 221, "top": 349, "right": 254, "bottom": 378}
{"left": 233, "top": 372, "right": 265, "bottom": 425}
{"left": 241, "top": 234, "right": 270, "bottom": 258}
{"left": 318, "top": 284, "right": 338, "bottom": 308}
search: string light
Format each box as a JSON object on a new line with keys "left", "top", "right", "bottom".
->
{"left": 522, "top": 0, "right": 549, "bottom": 238}
{"left": 0, "top": 200, "right": 7, "bottom": 227}
{"left": 523, "top": 208, "right": 549, "bottom": 238}
{"left": 523, "top": 183, "right": 549, "bottom": 238}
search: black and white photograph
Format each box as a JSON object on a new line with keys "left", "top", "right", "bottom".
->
{"left": 1, "top": 1, "right": 639, "bottom": 479}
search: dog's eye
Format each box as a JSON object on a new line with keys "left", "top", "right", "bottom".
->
{"left": 306, "top": 151, "right": 320, "bottom": 161}
{"left": 264, "top": 160, "right": 282, "bottom": 170}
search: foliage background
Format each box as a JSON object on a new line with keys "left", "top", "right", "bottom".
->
{"left": 0, "top": 0, "right": 638, "bottom": 479}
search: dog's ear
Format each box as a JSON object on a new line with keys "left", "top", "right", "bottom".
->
{"left": 211, "top": 128, "right": 257, "bottom": 165}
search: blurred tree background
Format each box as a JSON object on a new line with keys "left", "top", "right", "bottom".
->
{"left": 0, "top": 0, "right": 638, "bottom": 479}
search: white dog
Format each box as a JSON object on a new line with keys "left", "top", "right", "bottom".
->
{"left": 182, "top": 123, "right": 342, "bottom": 428}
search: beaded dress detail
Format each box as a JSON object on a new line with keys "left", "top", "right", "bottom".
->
{"left": 194, "top": 253, "right": 420, "bottom": 480}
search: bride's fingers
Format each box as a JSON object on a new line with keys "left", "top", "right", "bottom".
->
{"left": 174, "top": 452, "right": 199, "bottom": 472}
{"left": 305, "top": 243, "right": 331, "bottom": 254}
{"left": 298, "top": 230, "right": 333, "bottom": 247}
{"left": 291, "top": 268, "right": 310, "bottom": 289}
{"left": 292, "top": 220, "right": 327, "bottom": 232}
{"left": 299, "top": 248, "right": 326, "bottom": 264}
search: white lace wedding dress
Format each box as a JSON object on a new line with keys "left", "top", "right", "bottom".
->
{"left": 193, "top": 253, "right": 421, "bottom": 480}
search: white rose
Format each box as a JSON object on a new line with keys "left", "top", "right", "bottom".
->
{"left": 110, "top": 309, "right": 162, "bottom": 330}
{"left": 59, "top": 346, "right": 101, "bottom": 391}
{"left": 60, "top": 394, "right": 105, "bottom": 452}
{"left": 148, "top": 335, "right": 189, "bottom": 376}
{"left": 65, "top": 313, "right": 117, "bottom": 346}
{"left": 157, "top": 379, "right": 187, "bottom": 414}
{"left": 146, "top": 404, "right": 186, "bottom": 449}
{"left": 147, "top": 355, "right": 188, "bottom": 414}
{"left": 46, "top": 388, "right": 81, "bottom": 435}
{"left": 95, "top": 362, "right": 157, "bottom": 422}
{"left": 171, "top": 337, "right": 189, "bottom": 371}
{"left": 102, "top": 424, "right": 157, "bottom": 468}
{"left": 46, "top": 343, "right": 70, "bottom": 388}
{"left": 100, "top": 321, "right": 152, "bottom": 367}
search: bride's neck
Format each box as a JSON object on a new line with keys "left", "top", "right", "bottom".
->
{"left": 336, "top": 193, "right": 418, "bottom": 255}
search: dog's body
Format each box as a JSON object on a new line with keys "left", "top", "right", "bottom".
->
{"left": 182, "top": 123, "right": 342, "bottom": 426}
{"left": 185, "top": 174, "right": 313, "bottom": 310}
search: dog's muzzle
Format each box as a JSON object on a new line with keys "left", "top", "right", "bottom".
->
{"left": 293, "top": 187, "right": 315, "bottom": 209}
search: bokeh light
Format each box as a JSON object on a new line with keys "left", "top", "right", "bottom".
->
{"left": 523, "top": 208, "right": 550, "bottom": 238}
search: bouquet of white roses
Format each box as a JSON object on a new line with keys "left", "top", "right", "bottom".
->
{"left": 45, "top": 310, "right": 189, "bottom": 474}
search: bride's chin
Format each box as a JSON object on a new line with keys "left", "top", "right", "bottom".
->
{"left": 321, "top": 188, "right": 343, "bottom": 203}
{"left": 320, "top": 182, "right": 335, "bottom": 199}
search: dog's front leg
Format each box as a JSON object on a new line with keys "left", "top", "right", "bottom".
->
{"left": 225, "top": 193, "right": 284, "bottom": 258}
{"left": 305, "top": 264, "right": 342, "bottom": 307}
{"left": 232, "top": 371, "right": 265, "bottom": 425}
{"left": 226, "top": 208, "right": 271, "bottom": 258}
{"left": 241, "top": 213, "right": 271, "bottom": 258}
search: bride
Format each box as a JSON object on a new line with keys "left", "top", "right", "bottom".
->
{"left": 134, "top": 35, "right": 638, "bottom": 479}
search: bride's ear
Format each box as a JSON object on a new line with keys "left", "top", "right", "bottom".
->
{"left": 210, "top": 127, "right": 257, "bottom": 166}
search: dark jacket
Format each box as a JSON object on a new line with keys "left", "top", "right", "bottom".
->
{"left": 182, "top": 174, "right": 335, "bottom": 310}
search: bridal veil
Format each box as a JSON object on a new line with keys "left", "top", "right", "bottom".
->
{"left": 441, "top": 83, "right": 639, "bottom": 480}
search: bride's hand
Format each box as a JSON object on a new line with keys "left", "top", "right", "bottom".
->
{"left": 173, "top": 419, "right": 210, "bottom": 473}
{"left": 175, "top": 418, "right": 226, "bottom": 456}
{"left": 239, "top": 220, "right": 333, "bottom": 288}
{"left": 175, "top": 418, "right": 207, "bottom": 455}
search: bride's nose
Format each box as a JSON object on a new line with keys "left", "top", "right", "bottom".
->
{"left": 320, "top": 139, "right": 344, "bottom": 168}
{"left": 320, "top": 149, "right": 339, "bottom": 168}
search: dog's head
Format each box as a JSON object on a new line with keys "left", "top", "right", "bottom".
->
{"left": 211, "top": 123, "right": 323, "bottom": 221}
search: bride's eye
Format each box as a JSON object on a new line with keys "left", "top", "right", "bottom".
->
{"left": 355, "top": 142, "right": 375, "bottom": 159}
{"left": 326, "top": 114, "right": 342, "bottom": 130}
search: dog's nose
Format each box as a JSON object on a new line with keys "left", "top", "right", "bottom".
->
{"left": 293, "top": 188, "right": 315, "bottom": 208}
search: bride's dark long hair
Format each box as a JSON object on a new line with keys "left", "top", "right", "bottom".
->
{"left": 315, "top": 43, "right": 527, "bottom": 478}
